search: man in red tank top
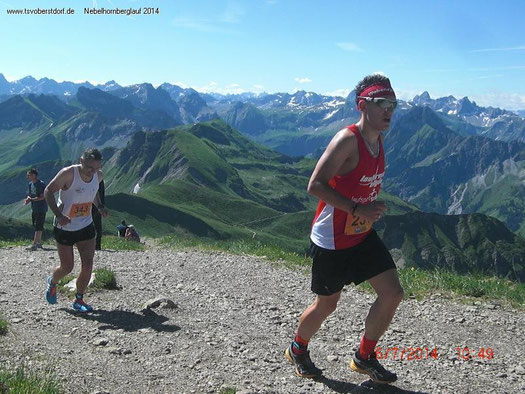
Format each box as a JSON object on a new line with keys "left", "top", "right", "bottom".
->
{"left": 285, "top": 74, "right": 403, "bottom": 384}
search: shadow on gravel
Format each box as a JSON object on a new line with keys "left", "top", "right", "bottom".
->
{"left": 25, "top": 246, "right": 56, "bottom": 251}
{"left": 62, "top": 309, "right": 181, "bottom": 333}
{"left": 317, "top": 376, "right": 429, "bottom": 393}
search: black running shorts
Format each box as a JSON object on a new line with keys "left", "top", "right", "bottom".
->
{"left": 310, "top": 230, "right": 396, "bottom": 296}
{"left": 53, "top": 223, "right": 96, "bottom": 246}
{"left": 32, "top": 212, "right": 46, "bottom": 231}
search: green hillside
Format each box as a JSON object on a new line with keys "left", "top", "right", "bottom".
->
{"left": 103, "top": 120, "right": 317, "bottom": 212}
{"left": 376, "top": 212, "right": 525, "bottom": 281}
{"left": 101, "top": 190, "right": 311, "bottom": 253}
{"left": 0, "top": 216, "right": 34, "bottom": 241}
{"left": 384, "top": 106, "right": 525, "bottom": 236}
{"left": 1, "top": 104, "right": 524, "bottom": 283}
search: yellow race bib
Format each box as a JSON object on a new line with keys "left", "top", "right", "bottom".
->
{"left": 69, "top": 202, "right": 92, "bottom": 218}
{"left": 344, "top": 213, "right": 372, "bottom": 235}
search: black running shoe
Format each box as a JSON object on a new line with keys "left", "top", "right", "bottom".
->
{"left": 350, "top": 350, "right": 397, "bottom": 384}
{"left": 285, "top": 344, "right": 323, "bottom": 378}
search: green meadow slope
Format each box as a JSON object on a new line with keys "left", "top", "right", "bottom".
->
{"left": 0, "top": 116, "right": 523, "bottom": 282}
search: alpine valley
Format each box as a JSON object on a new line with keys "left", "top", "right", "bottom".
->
{"left": 0, "top": 74, "right": 523, "bottom": 282}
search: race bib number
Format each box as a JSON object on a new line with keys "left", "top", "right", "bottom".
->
{"left": 344, "top": 213, "right": 372, "bottom": 235}
{"left": 69, "top": 202, "right": 92, "bottom": 218}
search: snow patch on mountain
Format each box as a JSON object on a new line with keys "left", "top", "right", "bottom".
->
{"left": 447, "top": 183, "right": 468, "bottom": 214}
{"left": 323, "top": 109, "right": 340, "bottom": 121}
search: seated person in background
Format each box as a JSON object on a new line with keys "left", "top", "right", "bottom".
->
{"left": 125, "top": 225, "right": 140, "bottom": 242}
{"left": 116, "top": 220, "right": 128, "bottom": 237}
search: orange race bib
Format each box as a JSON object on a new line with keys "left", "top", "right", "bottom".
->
{"left": 344, "top": 213, "right": 372, "bottom": 235}
{"left": 69, "top": 202, "right": 92, "bottom": 218}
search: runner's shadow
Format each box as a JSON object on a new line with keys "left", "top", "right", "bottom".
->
{"left": 62, "top": 308, "right": 180, "bottom": 333}
{"left": 317, "top": 376, "right": 430, "bottom": 393}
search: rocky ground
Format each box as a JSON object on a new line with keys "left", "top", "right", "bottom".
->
{"left": 0, "top": 244, "right": 524, "bottom": 394}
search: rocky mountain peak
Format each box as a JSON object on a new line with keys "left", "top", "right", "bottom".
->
{"left": 101, "top": 80, "right": 122, "bottom": 91}
{"left": 413, "top": 91, "right": 432, "bottom": 104}
{"left": 457, "top": 96, "right": 478, "bottom": 115}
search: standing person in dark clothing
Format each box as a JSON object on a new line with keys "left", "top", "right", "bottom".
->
{"left": 285, "top": 74, "right": 402, "bottom": 384}
{"left": 24, "top": 168, "right": 48, "bottom": 251}
{"left": 91, "top": 180, "right": 105, "bottom": 250}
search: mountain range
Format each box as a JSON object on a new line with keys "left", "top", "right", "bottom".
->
{"left": 0, "top": 74, "right": 524, "bottom": 282}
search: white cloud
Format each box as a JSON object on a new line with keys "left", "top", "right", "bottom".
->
{"left": 468, "top": 65, "right": 525, "bottom": 72}
{"left": 394, "top": 88, "right": 427, "bottom": 102}
{"left": 397, "top": 89, "right": 525, "bottom": 111}
{"left": 336, "top": 42, "right": 363, "bottom": 52}
{"left": 71, "top": 79, "right": 104, "bottom": 85}
{"left": 468, "top": 74, "right": 505, "bottom": 81}
{"left": 168, "top": 81, "right": 189, "bottom": 89}
{"left": 172, "top": 18, "right": 221, "bottom": 32}
{"left": 195, "top": 82, "right": 246, "bottom": 95}
{"left": 469, "top": 46, "right": 525, "bottom": 53}
{"left": 323, "top": 88, "right": 351, "bottom": 98}
{"left": 294, "top": 77, "right": 312, "bottom": 84}
{"left": 172, "top": 3, "right": 243, "bottom": 32}
{"left": 2, "top": 74, "right": 20, "bottom": 82}
{"left": 470, "top": 92, "right": 525, "bottom": 111}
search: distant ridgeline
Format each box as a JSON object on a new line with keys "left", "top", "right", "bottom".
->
{"left": 0, "top": 75, "right": 523, "bottom": 282}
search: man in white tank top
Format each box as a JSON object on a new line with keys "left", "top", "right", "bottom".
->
{"left": 44, "top": 148, "right": 109, "bottom": 313}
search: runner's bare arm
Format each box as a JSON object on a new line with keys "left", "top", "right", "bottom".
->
{"left": 307, "top": 129, "right": 359, "bottom": 213}
{"left": 93, "top": 191, "right": 109, "bottom": 218}
{"left": 44, "top": 168, "right": 73, "bottom": 224}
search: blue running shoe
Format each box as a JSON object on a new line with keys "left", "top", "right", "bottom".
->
{"left": 46, "top": 276, "right": 57, "bottom": 304}
{"left": 72, "top": 299, "right": 93, "bottom": 313}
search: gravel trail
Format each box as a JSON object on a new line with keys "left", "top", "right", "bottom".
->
{"left": 0, "top": 245, "right": 523, "bottom": 394}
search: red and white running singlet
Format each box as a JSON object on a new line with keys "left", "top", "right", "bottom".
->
{"left": 310, "top": 124, "right": 385, "bottom": 250}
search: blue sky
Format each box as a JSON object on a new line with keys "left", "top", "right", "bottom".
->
{"left": 1, "top": 0, "right": 524, "bottom": 110}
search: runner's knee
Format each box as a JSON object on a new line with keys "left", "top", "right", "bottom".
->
{"left": 378, "top": 285, "right": 404, "bottom": 306}
{"left": 58, "top": 264, "right": 74, "bottom": 275}
{"left": 315, "top": 294, "right": 340, "bottom": 315}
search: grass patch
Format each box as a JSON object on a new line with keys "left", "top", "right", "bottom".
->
{"left": 0, "top": 239, "right": 30, "bottom": 248}
{"left": 56, "top": 268, "right": 118, "bottom": 295}
{"left": 92, "top": 268, "right": 118, "bottom": 290}
{"left": 0, "top": 366, "right": 61, "bottom": 393}
{"left": 0, "top": 316, "right": 8, "bottom": 336}
{"left": 101, "top": 236, "right": 146, "bottom": 251}
{"left": 358, "top": 266, "right": 525, "bottom": 308}
{"left": 159, "top": 235, "right": 311, "bottom": 268}
{"left": 219, "top": 389, "right": 236, "bottom": 394}
{"left": 56, "top": 275, "right": 76, "bottom": 295}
